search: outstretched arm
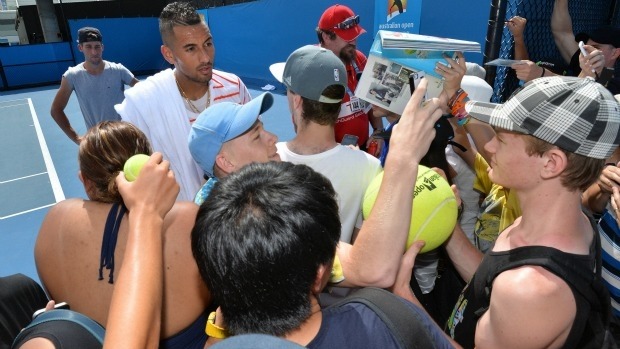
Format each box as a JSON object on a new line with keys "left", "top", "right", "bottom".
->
{"left": 444, "top": 224, "right": 482, "bottom": 282}
{"left": 507, "top": 16, "right": 530, "bottom": 61}
{"left": 551, "top": 0, "right": 578, "bottom": 64}
{"left": 103, "top": 153, "right": 178, "bottom": 349}
{"left": 338, "top": 78, "right": 446, "bottom": 287}
{"left": 437, "top": 52, "right": 496, "bottom": 164}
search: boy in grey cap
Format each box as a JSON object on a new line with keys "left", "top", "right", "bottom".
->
{"left": 271, "top": 45, "right": 382, "bottom": 245}
{"left": 50, "top": 27, "right": 139, "bottom": 144}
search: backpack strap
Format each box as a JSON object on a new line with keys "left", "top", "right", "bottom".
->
{"left": 12, "top": 309, "right": 105, "bottom": 346}
{"left": 330, "top": 287, "right": 436, "bottom": 349}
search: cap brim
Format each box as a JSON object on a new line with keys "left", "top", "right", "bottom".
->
{"left": 269, "top": 62, "right": 286, "bottom": 83}
{"left": 465, "top": 100, "right": 529, "bottom": 134}
{"left": 218, "top": 92, "right": 274, "bottom": 143}
{"left": 229, "top": 93, "right": 274, "bottom": 142}
{"left": 334, "top": 25, "right": 366, "bottom": 42}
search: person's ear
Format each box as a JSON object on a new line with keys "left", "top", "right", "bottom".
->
{"left": 77, "top": 44, "right": 84, "bottom": 52}
{"left": 320, "top": 31, "right": 330, "bottom": 43}
{"left": 541, "top": 148, "right": 568, "bottom": 180}
{"left": 611, "top": 47, "right": 620, "bottom": 61}
{"left": 161, "top": 44, "right": 175, "bottom": 65}
{"left": 311, "top": 262, "right": 333, "bottom": 295}
{"left": 292, "top": 93, "right": 303, "bottom": 111}
{"left": 214, "top": 153, "right": 234, "bottom": 177}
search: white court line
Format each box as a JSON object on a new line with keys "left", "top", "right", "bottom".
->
{"left": 0, "top": 172, "right": 47, "bottom": 184}
{"left": 0, "top": 98, "right": 28, "bottom": 105}
{"left": 28, "top": 98, "right": 65, "bottom": 202}
{"left": 0, "top": 203, "right": 55, "bottom": 220}
{"left": 0, "top": 102, "right": 28, "bottom": 110}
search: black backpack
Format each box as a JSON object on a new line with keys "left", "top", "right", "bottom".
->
{"left": 329, "top": 287, "right": 440, "bottom": 349}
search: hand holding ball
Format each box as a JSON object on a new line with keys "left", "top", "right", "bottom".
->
{"left": 362, "top": 165, "right": 458, "bottom": 253}
{"left": 123, "top": 154, "right": 150, "bottom": 182}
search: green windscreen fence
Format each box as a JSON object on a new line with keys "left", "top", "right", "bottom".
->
{"left": 486, "top": 0, "right": 619, "bottom": 102}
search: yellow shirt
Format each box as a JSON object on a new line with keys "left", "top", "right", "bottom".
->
{"left": 472, "top": 153, "right": 521, "bottom": 246}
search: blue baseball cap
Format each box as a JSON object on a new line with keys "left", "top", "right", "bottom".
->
{"left": 188, "top": 92, "right": 274, "bottom": 178}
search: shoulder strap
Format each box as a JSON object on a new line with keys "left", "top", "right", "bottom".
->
{"left": 330, "top": 287, "right": 436, "bottom": 349}
{"left": 12, "top": 309, "right": 105, "bottom": 346}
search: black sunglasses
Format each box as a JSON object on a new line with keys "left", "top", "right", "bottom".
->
{"left": 333, "top": 15, "right": 360, "bottom": 30}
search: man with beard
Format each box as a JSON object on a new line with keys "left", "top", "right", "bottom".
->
{"left": 51, "top": 27, "right": 139, "bottom": 144}
{"left": 116, "top": 2, "right": 251, "bottom": 201}
{"left": 317, "top": 5, "right": 384, "bottom": 153}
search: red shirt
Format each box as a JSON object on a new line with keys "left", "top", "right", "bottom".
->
{"left": 334, "top": 50, "right": 373, "bottom": 147}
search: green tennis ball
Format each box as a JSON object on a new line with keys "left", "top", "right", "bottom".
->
{"left": 123, "top": 154, "right": 150, "bottom": 182}
{"left": 362, "top": 165, "right": 458, "bottom": 253}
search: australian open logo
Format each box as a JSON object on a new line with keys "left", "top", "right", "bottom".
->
{"left": 334, "top": 69, "right": 340, "bottom": 82}
{"left": 413, "top": 173, "right": 440, "bottom": 198}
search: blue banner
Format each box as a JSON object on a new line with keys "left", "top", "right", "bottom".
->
{"left": 374, "top": 0, "right": 422, "bottom": 34}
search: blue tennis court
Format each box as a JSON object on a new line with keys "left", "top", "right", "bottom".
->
{"left": 0, "top": 98, "right": 63, "bottom": 219}
{"left": 0, "top": 82, "right": 295, "bottom": 283}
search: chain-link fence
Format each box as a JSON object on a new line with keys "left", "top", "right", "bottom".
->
{"left": 486, "top": 0, "right": 618, "bottom": 102}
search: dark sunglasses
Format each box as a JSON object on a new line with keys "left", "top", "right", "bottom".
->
{"left": 333, "top": 15, "right": 360, "bottom": 30}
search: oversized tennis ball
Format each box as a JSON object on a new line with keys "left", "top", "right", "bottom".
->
{"left": 123, "top": 154, "right": 150, "bottom": 182}
{"left": 362, "top": 165, "right": 458, "bottom": 253}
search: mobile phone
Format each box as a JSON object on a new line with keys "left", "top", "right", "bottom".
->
{"left": 341, "top": 134, "right": 359, "bottom": 146}
{"left": 409, "top": 73, "right": 418, "bottom": 95}
{"left": 408, "top": 72, "right": 426, "bottom": 101}
{"left": 32, "top": 302, "right": 70, "bottom": 319}
{"left": 578, "top": 41, "right": 588, "bottom": 56}
{"left": 579, "top": 41, "right": 596, "bottom": 73}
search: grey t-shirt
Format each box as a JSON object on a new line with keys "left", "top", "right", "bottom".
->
{"left": 63, "top": 61, "right": 134, "bottom": 129}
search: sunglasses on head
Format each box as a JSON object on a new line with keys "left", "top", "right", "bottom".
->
{"left": 333, "top": 15, "right": 360, "bottom": 30}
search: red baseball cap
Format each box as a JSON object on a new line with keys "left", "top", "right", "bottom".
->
{"left": 318, "top": 4, "right": 366, "bottom": 42}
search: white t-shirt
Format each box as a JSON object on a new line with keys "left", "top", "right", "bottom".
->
{"left": 276, "top": 143, "right": 382, "bottom": 243}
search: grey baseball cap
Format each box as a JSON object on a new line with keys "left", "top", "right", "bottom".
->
{"left": 465, "top": 76, "right": 620, "bottom": 159}
{"left": 269, "top": 45, "right": 346, "bottom": 103}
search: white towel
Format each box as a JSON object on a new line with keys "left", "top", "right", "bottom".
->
{"left": 115, "top": 69, "right": 203, "bottom": 202}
